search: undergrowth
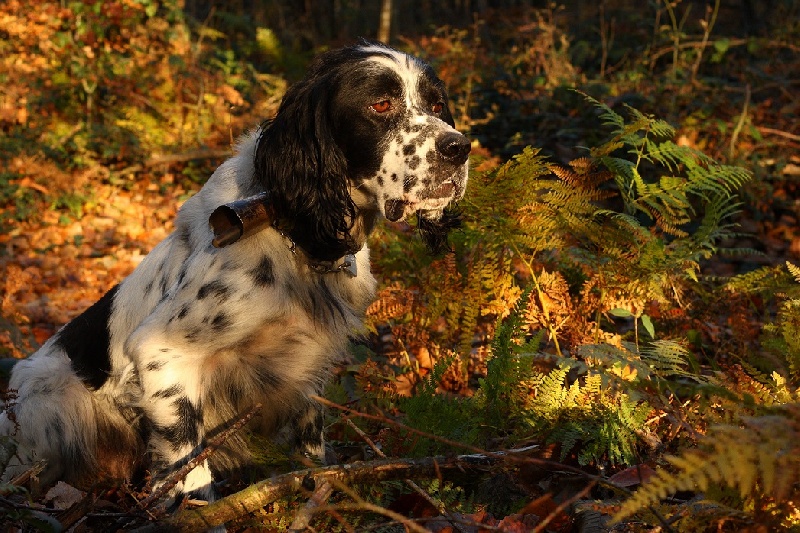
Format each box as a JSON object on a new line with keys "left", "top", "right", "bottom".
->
{"left": 364, "top": 93, "right": 798, "bottom": 530}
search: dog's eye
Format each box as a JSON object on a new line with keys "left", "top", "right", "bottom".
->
{"left": 371, "top": 100, "right": 392, "bottom": 113}
{"left": 432, "top": 102, "right": 444, "bottom": 114}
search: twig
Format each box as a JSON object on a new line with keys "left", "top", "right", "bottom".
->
{"left": 649, "top": 37, "right": 800, "bottom": 68}
{"left": 757, "top": 126, "right": 800, "bottom": 142}
{"left": 315, "top": 397, "right": 679, "bottom": 532}
{"left": 116, "top": 148, "right": 233, "bottom": 176}
{"left": 689, "top": 0, "right": 720, "bottom": 85}
{"left": 287, "top": 478, "right": 334, "bottom": 532}
{"left": 138, "top": 402, "right": 262, "bottom": 510}
{"left": 344, "top": 418, "right": 469, "bottom": 533}
{"left": 313, "top": 396, "right": 579, "bottom": 473}
{"left": 0, "top": 495, "right": 55, "bottom": 513}
{"left": 1, "top": 460, "right": 47, "bottom": 493}
{"left": 533, "top": 479, "right": 597, "bottom": 533}
{"left": 730, "top": 84, "right": 751, "bottom": 160}
{"left": 315, "top": 501, "right": 429, "bottom": 533}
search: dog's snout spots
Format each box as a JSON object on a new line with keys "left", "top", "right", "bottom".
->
{"left": 430, "top": 182, "right": 455, "bottom": 198}
{"left": 435, "top": 132, "right": 471, "bottom": 165}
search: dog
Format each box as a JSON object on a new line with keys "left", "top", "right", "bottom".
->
{"left": 0, "top": 41, "right": 470, "bottom": 505}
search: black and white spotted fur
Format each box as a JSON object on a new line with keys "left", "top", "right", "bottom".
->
{"left": 0, "top": 42, "right": 470, "bottom": 504}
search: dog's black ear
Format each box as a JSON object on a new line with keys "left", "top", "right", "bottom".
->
{"left": 254, "top": 69, "right": 357, "bottom": 262}
{"left": 417, "top": 208, "right": 462, "bottom": 255}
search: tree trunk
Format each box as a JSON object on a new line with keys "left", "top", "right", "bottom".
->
{"left": 378, "top": 0, "right": 392, "bottom": 43}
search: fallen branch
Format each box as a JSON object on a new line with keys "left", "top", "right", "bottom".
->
{"left": 344, "top": 417, "right": 469, "bottom": 533}
{"left": 135, "top": 447, "right": 538, "bottom": 532}
{"left": 286, "top": 478, "right": 333, "bottom": 532}
{"left": 0, "top": 459, "right": 47, "bottom": 494}
{"left": 313, "top": 397, "right": 678, "bottom": 532}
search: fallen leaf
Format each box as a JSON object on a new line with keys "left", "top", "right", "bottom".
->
{"left": 43, "top": 481, "right": 85, "bottom": 510}
{"left": 608, "top": 464, "right": 656, "bottom": 488}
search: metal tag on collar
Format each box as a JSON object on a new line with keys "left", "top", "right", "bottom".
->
{"left": 343, "top": 254, "right": 358, "bottom": 277}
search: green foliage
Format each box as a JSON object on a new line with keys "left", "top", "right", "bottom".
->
{"left": 441, "top": 93, "right": 751, "bottom": 358}
{"left": 566, "top": 93, "right": 751, "bottom": 321}
{"left": 399, "top": 356, "right": 481, "bottom": 456}
{"left": 0, "top": 173, "right": 38, "bottom": 228}
{"left": 421, "top": 478, "right": 475, "bottom": 514}
{"left": 521, "top": 366, "right": 651, "bottom": 466}
{"left": 369, "top": 96, "right": 753, "bottom": 478}
{"left": 574, "top": 340, "right": 701, "bottom": 388}
{"left": 760, "top": 263, "right": 800, "bottom": 378}
{"left": 397, "top": 294, "right": 652, "bottom": 468}
{"left": 478, "top": 290, "right": 544, "bottom": 427}
{"left": 0, "top": 0, "right": 283, "bottom": 174}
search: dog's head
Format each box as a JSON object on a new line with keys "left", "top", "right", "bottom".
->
{"left": 254, "top": 41, "right": 470, "bottom": 262}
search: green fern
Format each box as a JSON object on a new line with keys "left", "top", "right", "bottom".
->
{"left": 522, "top": 367, "right": 652, "bottom": 466}
{"left": 728, "top": 262, "right": 800, "bottom": 384}
{"left": 477, "top": 288, "right": 541, "bottom": 425}
{"left": 764, "top": 262, "right": 800, "bottom": 376}
{"left": 575, "top": 340, "right": 701, "bottom": 385}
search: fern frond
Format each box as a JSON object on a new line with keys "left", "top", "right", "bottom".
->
{"left": 577, "top": 340, "right": 698, "bottom": 383}
{"left": 614, "top": 406, "right": 800, "bottom": 522}
{"left": 787, "top": 261, "right": 800, "bottom": 284}
{"left": 577, "top": 91, "right": 625, "bottom": 133}
{"left": 523, "top": 364, "right": 651, "bottom": 466}
{"left": 640, "top": 340, "right": 697, "bottom": 379}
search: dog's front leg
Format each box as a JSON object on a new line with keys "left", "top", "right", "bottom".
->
{"left": 278, "top": 397, "right": 328, "bottom": 465}
{"left": 128, "top": 332, "right": 216, "bottom": 506}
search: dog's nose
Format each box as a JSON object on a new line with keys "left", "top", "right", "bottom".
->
{"left": 435, "top": 132, "right": 471, "bottom": 165}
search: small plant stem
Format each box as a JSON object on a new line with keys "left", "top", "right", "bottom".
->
{"left": 81, "top": 78, "right": 97, "bottom": 133}
{"left": 730, "top": 84, "right": 751, "bottom": 160}
{"left": 690, "top": 0, "right": 720, "bottom": 85}
{"left": 458, "top": 17, "right": 481, "bottom": 128}
{"left": 594, "top": 303, "right": 603, "bottom": 344}
{"left": 664, "top": 0, "right": 680, "bottom": 81}
{"left": 510, "top": 242, "right": 563, "bottom": 357}
{"left": 663, "top": 0, "right": 691, "bottom": 82}
{"left": 598, "top": 1, "right": 614, "bottom": 79}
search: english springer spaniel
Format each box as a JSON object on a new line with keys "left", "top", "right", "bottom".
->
{"left": 0, "top": 42, "right": 470, "bottom": 505}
